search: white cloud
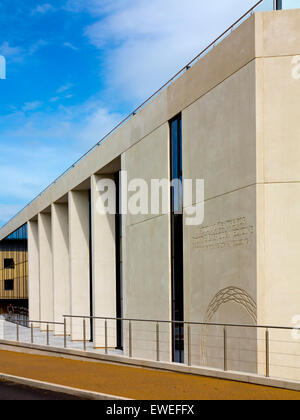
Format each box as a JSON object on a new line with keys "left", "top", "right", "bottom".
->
{"left": 57, "top": 83, "right": 73, "bottom": 93}
{"left": 2, "top": 99, "right": 121, "bottom": 146}
{"left": 63, "top": 42, "right": 79, "bottom": 51}
{"left": 28, "top": 39, "right": 48, "bottom": 55}
{"left": 0, "top": 42, "right": 23, "bottom": 62}
{"left": 22, "top": 101, "right": 43, "bottom": 112}
{"left": 0, "top": 99, "right": 122, "bottom": 225}
{"left": 80, "top": 0, "right": 257, "bottom": 101}
{"left": 64, "top": 0, "right": 123, "bottom": 14}
{"left": 51, "top": 83, "right": 74, "bottom": 103}
{"left": 32, "top": 3, "right": 55, "bottom": 15}
{"left": 0, "top": 40, "right": 47, "bottom": 65}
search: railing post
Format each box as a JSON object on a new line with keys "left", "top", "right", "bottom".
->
{"left": 47, "top": 323, "right": 50, "bottom": 346}
{"left": 129, "top": 320, "right": 132, "bottom": 358}
{"left": 187, "top": 324, "right": 191, "bottom": 367}
{"left": 266, "top": 328, "right": 270, "bottom": 378}
{"left": 31, "top": 323, "right": 34, "bottom": 344}
{"left": 16, "top": 323, "right": 19, "bottom": 342}
{"left": 156, "top": 322, "right": 160, "bottom": 362}
{"left": 83, "top": 318, "right": 86, "bottom": 351}
{"left": 64, "top": 318, "right": 67, "bottom": 348}
{"left": 223, "top": 326, "right": 228, "bottom": 372}
{"left": 105, "top": 319, "right": 108, "bottom": 355}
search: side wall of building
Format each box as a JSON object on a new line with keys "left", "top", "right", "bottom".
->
{"left": 182, "top": 58, "right": 258, "bottom": 372}
{"left": 255, "top": 10, "right": 300, "bottom": 380}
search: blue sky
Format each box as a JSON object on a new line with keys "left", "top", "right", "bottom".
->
{"left": 0, "top": 0, "right": 298, "bottom": 227}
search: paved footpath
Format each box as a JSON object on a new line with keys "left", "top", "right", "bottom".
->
{"left": 0, "top": 350, "right": 299, "bottom": 400}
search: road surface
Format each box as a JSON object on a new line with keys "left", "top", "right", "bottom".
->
{"left": 0, "top": 380, "right": 85, "bottom": 400}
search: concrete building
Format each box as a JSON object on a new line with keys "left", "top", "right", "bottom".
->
{"left": 0, "top": 9, "right": 299, "bottom": 380}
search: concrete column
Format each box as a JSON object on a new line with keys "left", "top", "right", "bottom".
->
{"left": 28, "top": 220, "right": 40, "bottom": 327}
{"left": 38, "top": 213, "right": 53, "bottom": 330}
{"left": 68, "top": 190, "right": 91, "bottom": 341}
{"left": 91, "top": 175, "right": 116, "bottom": 348}
{"left": 52, "top": 203, "right": 70, "bottom": 335}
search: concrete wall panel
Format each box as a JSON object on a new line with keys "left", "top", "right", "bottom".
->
{"left": 91, "top": 175, "right": 116, "bottom": 348}
{"left": 124, "top": 214, "right": 171, "bottom": 361}
{"left": 52, "top": 203, "right": 70, "bottom": 335}
{"left": 68, "top": 191, "right": 90, "bottom": 341}
{"left": 38, "top": 213, "right": 53, "bottom": 329}
{"left": 184, "top": 186, "right": 257, "bottom": 372}
{"left": 28, "top": 220, "right": 40, "bottom": 326}
{"left": 182, "top": 60, "right": 256, "bottom": 202}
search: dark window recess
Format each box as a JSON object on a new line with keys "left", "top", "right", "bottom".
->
{"left": 4, "top": 280, "right": 14, "bottom": 291}
{"left": 115, "top": 171, "right": 123, "bottom": 350}
{"left": 88, "top": 191, "right": 93, "bottom": 342}
{"left": 170, "top": 114, "right": 184, "bottom": 364}
{"left": 4, "top": 258, "right": 14, "bottom": 269}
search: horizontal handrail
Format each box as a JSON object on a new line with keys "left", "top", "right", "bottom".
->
{"left": 63, "top": 314, "right": 299, "bottom": 332}
{"left": 1, "top": 0, "right": 264, "bottom": 231}
{"left": 28, "top": 320, "right": 64, "bottom": 325}
{"left": 2, "top": 310, "right": 299, "bottom": 381}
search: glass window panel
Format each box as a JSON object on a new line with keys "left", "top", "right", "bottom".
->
{"left": 171, "top": 118, "right": 183, "bottom": 214}
{"left": 4, "top": 258, "right": 14, "bottom": 269}
{"left": 4, "top": 280, "right": 14, "bottom": 291}
{"left": 170, "top": 115, "right": 184, "bottom": 364}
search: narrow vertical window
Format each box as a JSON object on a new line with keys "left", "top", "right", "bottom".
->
{"left": 115, "top": 171, "right": 123, "bottom": 349}
{"left": 89, "top": 191, "right": 94, "bottom": 342}
{"left": 170, "top": 114, "right": 184, "bottom": 363}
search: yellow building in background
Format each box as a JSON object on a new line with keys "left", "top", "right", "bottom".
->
{"left": 0, "top": 225, "right": 28, "bottom": 313}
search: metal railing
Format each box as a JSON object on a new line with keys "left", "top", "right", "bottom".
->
{"left": 62, "top": 315, "right": 300, "bottom": 382}
{"left": 1, "top": 0, "right": 267, "bottom": 230}
{"left": 1, "top": 313, "right": 299, "bottom": 382}
{"left": 28, "top": 320, "right": 66, "bottom": 348}
{"left": 5, "top": 307, "right": 29, "bottom": 328}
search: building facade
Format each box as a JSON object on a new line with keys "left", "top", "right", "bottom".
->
{"left": 0, "top": 9, "right": 299, "bottom": 379}
{"left": 0, "top": 225, "right": 28, "bottom": 313}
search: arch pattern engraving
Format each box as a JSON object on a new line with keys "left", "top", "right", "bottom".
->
{"left": 200, "top": 287, "right": 257, "bottom": 365}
